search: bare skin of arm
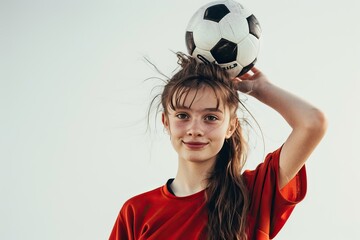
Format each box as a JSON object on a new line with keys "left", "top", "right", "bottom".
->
{"left": 234, "top": 67, "right": 328, "bottom": 189}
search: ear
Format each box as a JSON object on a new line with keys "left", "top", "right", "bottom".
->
{"left": 225, "top": 117, "right": 238, "bottom": 139}
{"left": 162, "top": 112, "right": 169, "bottom": 131}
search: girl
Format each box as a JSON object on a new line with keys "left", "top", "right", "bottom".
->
{"left": 109, "top": 53, "right": 327, "bottom": 240}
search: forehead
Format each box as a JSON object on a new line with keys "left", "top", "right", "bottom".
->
{"left": 171, "top": 86, "right": 226, "bottom": 111}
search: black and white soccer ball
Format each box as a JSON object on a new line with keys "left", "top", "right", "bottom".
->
{"left": 185, "top": 0, "right": 261, "bottom": 77}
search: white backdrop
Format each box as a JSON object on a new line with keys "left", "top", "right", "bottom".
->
{"left": 1, "top": 0, "right": 359, "bottom": 239}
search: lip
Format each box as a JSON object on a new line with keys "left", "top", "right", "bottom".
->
{"left": 183, "top": 141, "right": 208, "bottom": 149}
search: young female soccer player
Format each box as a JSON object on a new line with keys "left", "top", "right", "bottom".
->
{"left": 109, "top": 52, "right": 327, "bottom": 240}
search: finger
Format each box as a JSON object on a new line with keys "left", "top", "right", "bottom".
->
{"left": 239, "top": 72, "right": 251, "bottom": 80}
{"left": 251, "top": 66, "right": 260, "bottom": 74}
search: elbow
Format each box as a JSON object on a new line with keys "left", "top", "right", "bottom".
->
{"left": 306, "top": 108, "right": 328, "bottom": 137}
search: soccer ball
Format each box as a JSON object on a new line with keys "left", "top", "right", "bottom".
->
{"left": 185, "top": 0, "right": 261, "bottom": 78}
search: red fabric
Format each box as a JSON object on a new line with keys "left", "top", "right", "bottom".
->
{"left": 244, "top": 148, "right": 307, "bottom": 239}
{"left": 109, "top": 148, "right": 307, "bottom": 240}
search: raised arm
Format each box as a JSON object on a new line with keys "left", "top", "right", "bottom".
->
{"left": 234, "top": 67, "right": 328, "bottom": 189}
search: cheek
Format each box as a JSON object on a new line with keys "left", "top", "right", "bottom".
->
{"left": 168, "top": 121, "right": 186, "bottom": 135}
{"left": 208, "top": 122, "right": 230, "bottom": 136}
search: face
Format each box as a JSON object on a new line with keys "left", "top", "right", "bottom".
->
{"left": 162, "top": 86, "right": 237, "bottom": 165}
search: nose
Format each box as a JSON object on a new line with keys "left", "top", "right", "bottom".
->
{"left": 186, "top": 119, "right": 204, "bottom": 137}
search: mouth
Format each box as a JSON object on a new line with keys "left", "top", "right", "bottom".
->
{"left": 183, "top": 141, "right": 209, "bottom": 149}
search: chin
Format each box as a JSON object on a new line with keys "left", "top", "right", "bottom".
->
{"left": 184, "top": 154, "right": 217, "bottom": 164}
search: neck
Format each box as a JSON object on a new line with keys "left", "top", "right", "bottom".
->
{"left": 171, "top": 158, "right": 215, "bottom": 197}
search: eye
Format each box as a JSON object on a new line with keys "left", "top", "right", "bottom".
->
{"left": 205, "top": 115, "right": 218, "bottom": 121}
{"left": 176, "top": 113, "right": 189, "bottom": 120}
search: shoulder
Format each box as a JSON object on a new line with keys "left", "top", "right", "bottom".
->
{"left": 242, "top": 146, "right": 307, "bottom": 207}
{"left": 243, "top": 147, "right": 282, "bottom": 185}
{"left": 242, "top": 147, "right": 307, "bottom": 238}
{"left": 242, "top": 146, "right": 306, "bottom": 202}
{"left": 110, "top": 186, "right": 166, "bottom": 240}
{"left": 122, "top": 186, "right": 164, "bottom": 209}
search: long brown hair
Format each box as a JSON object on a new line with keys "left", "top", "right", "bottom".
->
{"left": 156, "top": 52, "right": 249, "bottom": 240}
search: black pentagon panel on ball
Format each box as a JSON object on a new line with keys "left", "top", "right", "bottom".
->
{"left": 247, "top": 15, "right": 261, "bottom": 39}
{"left": 185, "top": 31, "right": 196, "bottom": 54}
{"left": 203, "top": 4, "right": 230, "bottom": 22}
{"left": 210, "top": 38, "right": 237, "bottom": 64}
{"left": 238, "top": 58, "right": 257, "bottom": 76}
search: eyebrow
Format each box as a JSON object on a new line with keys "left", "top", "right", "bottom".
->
{"left": 204, "top": 108, "right": 223, "bottom": 113}
{"left": 176, "top": 107, "right": 224, "bottom": 114}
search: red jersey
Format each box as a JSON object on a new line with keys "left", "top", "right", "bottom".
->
{"left": 109, "top": 148, "right": 307, "bottom": 240}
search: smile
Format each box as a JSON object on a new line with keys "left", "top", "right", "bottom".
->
{"left": 183, "top": 141, "right": 209, "bottom": 149}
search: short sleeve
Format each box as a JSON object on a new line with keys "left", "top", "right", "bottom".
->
{"left": 109, "top": 205, "right": 133, "bottom": 240}
{"left": 243, "top": 147, "right": 307, "bottom": 239}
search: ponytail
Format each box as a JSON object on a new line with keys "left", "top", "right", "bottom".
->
{"left": 206, "top": 118, "right": 249, "bottom": 240}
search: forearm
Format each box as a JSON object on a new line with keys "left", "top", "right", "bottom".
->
{"left": 249, "top": 80, "right": 326, "bottom": 131}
